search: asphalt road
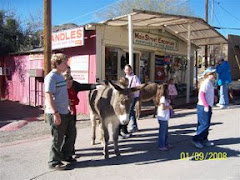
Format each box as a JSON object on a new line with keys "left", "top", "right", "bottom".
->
{"left": 0, "top": 105, "right": 240, "bottom": 180}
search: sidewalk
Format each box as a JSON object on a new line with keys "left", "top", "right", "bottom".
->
{"left": 0, "top": 105, "right": 239, "bottom": 180}
{"left": 140, "top": 95, "right": 198, "bottom": 117}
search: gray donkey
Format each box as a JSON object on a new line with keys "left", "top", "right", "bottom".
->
{"left": 88, "top": 80, "right": 144, "bottom": 159}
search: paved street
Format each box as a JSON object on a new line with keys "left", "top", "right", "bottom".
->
{"left": 0, "top": 104, "right": 240, "bottom": 180}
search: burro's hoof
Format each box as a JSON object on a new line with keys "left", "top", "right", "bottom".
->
{"left": 104, "top": 154, "right": 109, "bottom": 159}
{"left": 91, "top": 140, "right": 95, "bottom": 145}
{"left": 115, "top": 151, "right": 121, "bottom": 156}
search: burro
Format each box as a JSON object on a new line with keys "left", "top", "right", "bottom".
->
{"left": 88, "top": 80, "right": 145, "bottom": 159}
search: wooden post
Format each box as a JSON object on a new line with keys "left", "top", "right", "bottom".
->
{"left": 128, "top": 14, "right": 133, "bottom": 67}
{"left": 186, "top": 24, "right": 191, "bottom": 103}
{"left": 43, "top": 0, "right": 52, "bottom": 122}
{"left": 44, "top": 0, "right": 52, "bottom": 77}
{"left": 205, "top": 0, "right": 208, "bottom": 68}
{"left": 195, "top": 51, "right": 198, "bottom": 90}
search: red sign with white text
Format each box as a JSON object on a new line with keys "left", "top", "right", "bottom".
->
{"left": 51, "top": 27, "right": 84, "bottom": 49}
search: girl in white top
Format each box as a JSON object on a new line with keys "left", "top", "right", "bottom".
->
{"left": 156, "top": 83, "right": 173, "bottom": 151}
{"left": 192, "top": 67, "right": 216, "bottom": 149}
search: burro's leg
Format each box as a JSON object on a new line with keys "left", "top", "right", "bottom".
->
{"left": 135, "top": 100, "right": 141, "bottom": 121}
{"left": 153, "top": 97, "right": 158, "bottom": 118}
{"left": 102, "top": 122, "right": 110, "bottom": 159}
{"left": 112, "top": 121, "right": 121, "bottom": 156}
{"left": 98, "top": 120, "right": 103, "bottom": 145}
{"left": 90, "top": 111, "right": 96, "bottom": 145}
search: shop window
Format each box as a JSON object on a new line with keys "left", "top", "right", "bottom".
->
{"left": 120, "top": 55, "right": 129, "bottom": 70}
{"left": 105, "top": 47, "right": 118, "bottom": 81}
{"left": 126, "top": 53, "right": 137, "bottom": 73}
{"left": 140, "top": 52, "right": 150, "bottom": 83}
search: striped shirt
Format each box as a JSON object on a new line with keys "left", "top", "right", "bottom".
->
{"left": 44, "top": 70, "right": 69, "bottom": 114}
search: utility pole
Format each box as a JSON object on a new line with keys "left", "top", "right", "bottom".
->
{"left": 205, "top": 0, "right": 208, "bottom": 68}
{"left": 211, "top": 0, "right": 214, "bottom": 25}
{"left": 211, "top": 0, "right": 214, "bottom": 66}
{"left": 44, "top": 0, "right": 52, "bottom": 77}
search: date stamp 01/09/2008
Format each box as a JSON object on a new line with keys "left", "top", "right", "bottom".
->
{"left": 180, "top": 152, "right": 228, "bottom": 160}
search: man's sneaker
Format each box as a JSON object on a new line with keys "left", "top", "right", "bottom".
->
{"left": 192, "top": 140, "right": 204, "bottom": 149}
{"left": 203, "top": 141, "right": 215, "bottom": 147}
{"left": 220, "top": 105, "right": 227, "bottom": 109}
{"left": 167, "top": 144, "right": 174, "bottom": 149}
{"left": 158, "top": 147, "right": 168, "bottom": 151}
{"left": 64, "top": 156, "right": 77, "bottom": 163}
{"left": 120, "top": 132, "right": 131, "bottom": 139}
{"left": 216, "top": 103, "right": 227, "bottom": 109}
{"left": 49, "top": 162, "right": 66, "bottom": 170}
{"left": 129, "top": 127, "right": 139, "bottom": 133}
{"left": 216, "top": 103, "right": 221, "bottom": 107}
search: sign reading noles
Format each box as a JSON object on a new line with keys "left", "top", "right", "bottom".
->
{"left": 51, "top": 27, "right": 84, "bottom": 49}
{"left": 134, "top": 32, "right": 178, "bottom": 51}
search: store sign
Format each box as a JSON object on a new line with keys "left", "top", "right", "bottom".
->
{"left": 155, "top": 66, "right": 166, "bottom": 81}
{"left": 52, "top": 27, "right": 84, "bottom": 49}
{"left": 155, "top": 55, "right": 166, "bottom": 82}
{"left": 0, "top": 67, "right": 3, "bottom": 75}
{"left": 29, "top": 54, "right": 44, "bottom": 61}
{"left": 69, "top": 55, "right": 89, "bottom": 83}
{"left": 134, "top": 32, "right": 178, "bottom": 51}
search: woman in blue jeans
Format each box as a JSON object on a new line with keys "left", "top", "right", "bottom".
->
{"left": 119, "top": 64, "right": 141, "bottom": 138}
{"left": 192, "top": 67, "right": 216, "bottom": 149}
{"left": 156, "top": 83, "right": 173, "bottom": 151}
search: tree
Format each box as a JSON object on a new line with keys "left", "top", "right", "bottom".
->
{"left": 0, "top": 10, "right": 23, "bottom": 55}
{"left": 0, "top": 9, "right": 44, "bottom": 56}
{"left": 95, "top": 0, "right": 193, "bottom": 20}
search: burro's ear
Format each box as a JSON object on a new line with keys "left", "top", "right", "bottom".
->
{"left": 130, "top": 83, "right": 147, "bottom": 92}
{"left": 108, "top": 80, "right": 123, "bottom": 91}
{"left": 158, "top": 84, "right": 163, "bottom": 89}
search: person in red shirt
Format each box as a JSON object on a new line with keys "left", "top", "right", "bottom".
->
{"left": 64, "top": 74, "right": 79, "bottom": 155}
{"left": 64, "top": 74, "right": 79, "bottom": 121}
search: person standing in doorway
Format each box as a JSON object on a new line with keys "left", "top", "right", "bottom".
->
{"left": 216, "top": 58, "right": 232, "bottom": 109}
{"left": 192, "top": 67, "right": 216, "bottom": 149}
{"left": 45, "top": 53, "right": 76, "bottom": 170}
{"left": 119, "top": 64, "right": 141, "bottom": 138}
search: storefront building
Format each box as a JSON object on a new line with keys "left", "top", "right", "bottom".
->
{"left": 0, "top": 10, "right": 227, "bottom": 115}
{"left": 94, "top": 25, "right": 196, "bottom": 97}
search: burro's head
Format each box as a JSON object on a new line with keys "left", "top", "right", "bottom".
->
{"left": 108, "top": 81, "right": 145, "bottom": 125}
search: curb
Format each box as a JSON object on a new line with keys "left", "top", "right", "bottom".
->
{"left": 0, "top": 117, "right": 43, "bottom": 132}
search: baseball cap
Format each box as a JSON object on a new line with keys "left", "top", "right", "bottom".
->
{"left": 201, "top": 67, "right": 216, "bottom": 77}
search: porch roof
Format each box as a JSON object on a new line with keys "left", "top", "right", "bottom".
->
{"left": 101, "top": 9, "right": 228, "bottom": 46}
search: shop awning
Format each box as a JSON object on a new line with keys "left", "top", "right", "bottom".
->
{"left": 101, "top": 9, "right": 228, "bottom": 46}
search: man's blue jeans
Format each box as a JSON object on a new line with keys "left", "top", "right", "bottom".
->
{"left": 192, "top": 105, "right": 212, "bottom": 143}
{"left": 129, "top": 97, "right": 139, "bottom": 130}
{"left": 157, "top": 117, "right": 168, "bottom": 148}
{"left": 219, "top": 84, "right": 229, "bottom": 105}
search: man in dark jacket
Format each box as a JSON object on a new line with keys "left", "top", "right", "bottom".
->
{"left": 216, "top": 58, "right": 232, "bottom": 109}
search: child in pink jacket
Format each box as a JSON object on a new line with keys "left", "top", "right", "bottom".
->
{"left": 168, "top": 78, "right": 178, "bottom": 105}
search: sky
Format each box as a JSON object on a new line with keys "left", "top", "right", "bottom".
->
{"left": 1, "top": 0, "right": 240, "bottom": 37}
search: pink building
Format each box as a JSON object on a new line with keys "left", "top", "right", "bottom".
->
{"left": 0, "top": 28, "right": 96, "bottom": 115}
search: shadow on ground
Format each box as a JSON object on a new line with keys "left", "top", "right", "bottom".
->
{"left": 71, "top": 122, "right": 239, "bottom": 169}
{"left": 0, "top": 100, "right": 43, "bottom": 127}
